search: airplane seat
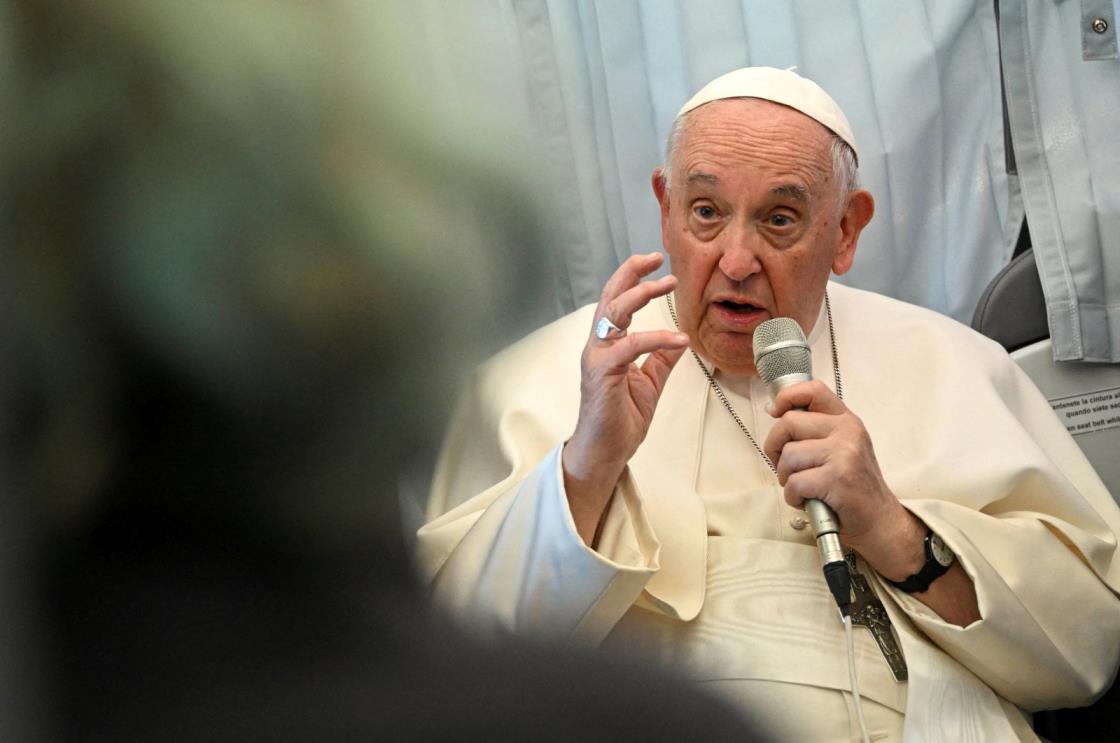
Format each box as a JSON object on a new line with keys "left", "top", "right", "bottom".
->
{"left": 972, "top": 248, "right": 1120, "bottom": 504}
{"left": 973, "top": 247, "right": 1120, "bottom": 743}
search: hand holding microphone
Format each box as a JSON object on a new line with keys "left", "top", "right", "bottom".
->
{"left": 753, "top": 318, "right": 850, "bottom": 615}
{"left": 753, "top": 316, "right": 918, "bottom": 617}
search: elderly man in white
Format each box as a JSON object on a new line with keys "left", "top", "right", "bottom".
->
{"left": 416, "top": 68, "right": 1120, "bottom": 741}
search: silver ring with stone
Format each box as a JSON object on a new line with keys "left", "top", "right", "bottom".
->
{"left": 595, "top": 316, "right": 626, "bottom": 340}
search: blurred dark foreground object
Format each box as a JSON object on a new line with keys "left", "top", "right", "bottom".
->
{"left": 0, "top": 1, "right": 765, "bottom": 740}
{"left": 62, "top": 518, "right": 759, "bottom": 743}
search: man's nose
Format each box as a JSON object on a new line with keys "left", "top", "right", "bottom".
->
{"left": 717, "top": 225, "right": 763, "bottom": 282}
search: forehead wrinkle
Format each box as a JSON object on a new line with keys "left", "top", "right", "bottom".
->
{"left": 684, "top": 131, "right": 829, "bottom": 178}
{"left": 686, "top": 97, "right": 836, "bottom": 156}
{"left": 674, "top": 99, "right": 834, "bottom": 191}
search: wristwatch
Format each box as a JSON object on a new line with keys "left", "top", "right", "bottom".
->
{"left": 887, "top": 530, "right": 955, "bottom": 593}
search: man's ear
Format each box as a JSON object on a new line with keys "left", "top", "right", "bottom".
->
{"left": 832, "top": 189, "right": 874, "bottom": 276}
{"left": 651, "top": 168, "right": 671, "bottom": 249}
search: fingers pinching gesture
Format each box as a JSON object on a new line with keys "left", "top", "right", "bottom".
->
{"left": 563, "top": 252, "right": 690, "bottom": 545}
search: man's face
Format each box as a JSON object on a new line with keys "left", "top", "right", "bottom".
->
{"left": 653, "top": 98, "right": 872, "bottom": 376}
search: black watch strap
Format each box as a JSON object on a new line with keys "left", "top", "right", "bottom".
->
{"left": 887, "top": 530, "right": 954, "bottom": 593}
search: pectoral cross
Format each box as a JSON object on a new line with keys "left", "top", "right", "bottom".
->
{"left": 847, "top": 553, "right": 908, "bottom": 682}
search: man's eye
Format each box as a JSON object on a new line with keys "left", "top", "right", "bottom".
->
{"left": 693, "top": 205, "right": 717, "bottom": 220}
{"left": 768, "top": 214, "right": 794, "bottom": 227}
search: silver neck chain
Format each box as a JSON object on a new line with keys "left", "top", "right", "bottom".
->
{"left": 665, "top": 292, "right": 843, "bottom": 476}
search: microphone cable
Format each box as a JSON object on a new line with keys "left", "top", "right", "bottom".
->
{"left": 844, "top": 612, "right": 873, "bottom": 743}
{"left": 752, "top": 316, "right": 869, "bottom": 741}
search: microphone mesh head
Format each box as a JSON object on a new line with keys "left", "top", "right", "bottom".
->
{"left": 753, "top": 318, "right": 812, "bottom": 384}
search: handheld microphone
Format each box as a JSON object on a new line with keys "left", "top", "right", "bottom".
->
{"left": 753, "top": 317, "right": 850, "bottom": 618}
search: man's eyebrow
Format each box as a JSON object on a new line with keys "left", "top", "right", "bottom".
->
{"left": 771, "top": 184, "right": 810, "bottom": 202}
{"left": 686, "top": 171, "right": 720, "bottom": 186}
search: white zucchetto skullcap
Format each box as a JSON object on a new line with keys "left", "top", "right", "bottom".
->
{"left": 677, "top": 67, "right": 859, "bottom": 163}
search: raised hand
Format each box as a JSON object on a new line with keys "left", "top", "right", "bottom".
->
{"left": 563, "top": 252, "right": 690, "bottom": 546}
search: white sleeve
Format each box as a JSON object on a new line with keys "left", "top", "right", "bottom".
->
{"left": 878, "top": 499, "right": 1120, "bottom": 711}
{"left": 860, "top": 333, "right": 1120, "bottom": 711}
{"left": 416, "top": 392, "right": 661, "bottom": 643}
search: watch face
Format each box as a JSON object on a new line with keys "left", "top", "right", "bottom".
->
{"left": 929, "top": 533, "right": 954, "bottom": 567}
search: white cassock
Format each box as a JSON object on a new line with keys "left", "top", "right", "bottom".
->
{"left": 416, "top": 281, "right": 1120, "bottom": 742}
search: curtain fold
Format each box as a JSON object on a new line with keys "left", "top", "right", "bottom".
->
{"left": 417, "top": 1, "right": 1023, "bottom": 330}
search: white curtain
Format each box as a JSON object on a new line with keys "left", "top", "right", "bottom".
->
{"left": 416, "top": 0, "right": 1022, "bottom": 326}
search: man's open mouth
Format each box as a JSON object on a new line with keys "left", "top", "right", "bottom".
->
{"left": 716, "top": 300, "right": 759, "bottom": 314}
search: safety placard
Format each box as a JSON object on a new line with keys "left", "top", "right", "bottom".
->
{"left": 1050, "top": 387, "right": 1120, "bottom": 437}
